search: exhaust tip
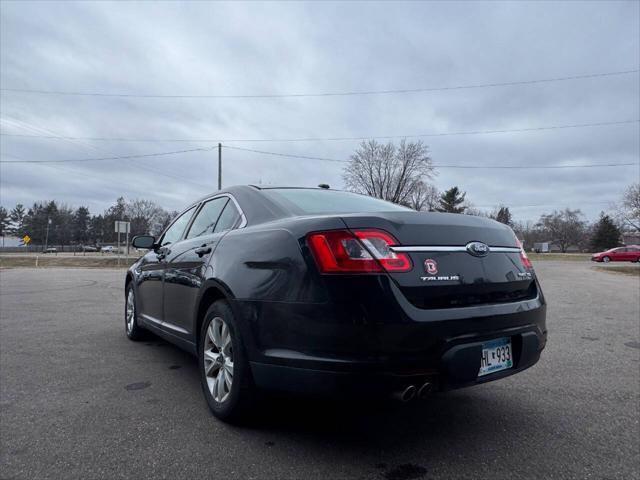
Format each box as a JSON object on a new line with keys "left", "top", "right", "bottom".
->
{"left": 393, "top": 385, "right": 416, "bottom": 402}
{"left": 417, "top": 382, "right": 433, "bottom": 399}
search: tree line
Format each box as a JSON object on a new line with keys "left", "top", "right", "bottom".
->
{"left": 1, "top": 139, "right": 637, "bottom": 253}
{"left": 0, "top": 198, "right": 178, "bottom": 247}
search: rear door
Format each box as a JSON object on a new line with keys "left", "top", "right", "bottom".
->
{"left": 162, "top": 196, "right": 245, "bottom": 337}
{"left": 340, "top": 212, "right": 535, "bottom": 309}
{"left": 620, "top": 247, "right": 636, "bottom": 261}
{"left": 628, "top": 247, "right": 640, "bottom": 261}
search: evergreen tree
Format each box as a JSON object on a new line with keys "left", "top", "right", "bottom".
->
{"left": 23, "top": 201, "right": 59, "bottom": 245}
{"left": 89, "top": 215, "right": 106, "bottom": 245}
{"left": 73, "top": 207, "right": 91, "bottom": 244}
{"left": 493, "top": 206, "right": 513, "bottom": 226}
{"left": 55, "top": 205, "right": 75, "bottom": 247}
{"left": 9, "top": 204, "right": 26, "bottom": 237}
{"left": 0, "top": 207, "right": 9, "bottom": 238}
{"left": 591, "top": 213, "right": 621, "bottom": 252}
{"left": 103, "top": 197, "right": 128, "bottom": 243}
{"left": 437, "top": 186, "right": 467, "bottom": 213}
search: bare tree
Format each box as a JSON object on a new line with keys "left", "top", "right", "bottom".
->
{"left": 406, "top": 181, "right": 440, "bottom": 211}
{"left": 513, "top": 220, "right": 545, "bottom": 250}
{"left": 615, "top": 183, "right": 640, "bottom": 231}
{"left": 343, "top": 139, "right": 435, "bottom": 205}
{"left": 537, "top": 208, "right": 585, "bottom": 253}
{"left": 125, "top": 199, "right": 164, "bottom": 236}
{"left": 464, "top": 206, "right": 487, "bottom": 217}
{"left": 152, "top": 209, "right": 179, "bottom": 236}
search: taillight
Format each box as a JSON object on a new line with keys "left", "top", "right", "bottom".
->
{"left": 307, "top": 229, "right": 412, "bottom": 273}
{"left": 517, "top": 239, "right": 533, "bottom": 269}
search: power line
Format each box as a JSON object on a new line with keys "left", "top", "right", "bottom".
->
{"left": 0, "top": 117, "right": 214, "bottom": 187}
{"left": 475, "top": 201, "right": 613, "bottom": 208}
{"left": 3, "top": 137, "right": 637, "bottom": 169}
{"left": 0, "top": 146, "right": 214, "bottom": 164}
{"left": 1, "top": 69, "right": 637, "bottom": 99}
{"left": 223, "top": 145, "right": 639, "bottom": 169}
{"left": 2, "top": 142, "right": 637, "bottom": 169}
{"left": 0, "top": 152, "right": 213, "bottom": 188}
{"left": 1, "top": 119, "right": 637, "bottom": 144}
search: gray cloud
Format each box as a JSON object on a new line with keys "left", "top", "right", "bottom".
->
{"left": 1, "top": 0, "right": 638, "bottom": 221}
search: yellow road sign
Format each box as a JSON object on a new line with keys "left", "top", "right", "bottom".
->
{"left": 23, "top": 235, "right": 31, "bottom": 245}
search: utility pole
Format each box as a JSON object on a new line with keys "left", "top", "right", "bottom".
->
{"left": 218, "top": 143, "right": 222, "bottom": 190}
{"left": 44, "top": 217, "right": 51, "bottom": 252}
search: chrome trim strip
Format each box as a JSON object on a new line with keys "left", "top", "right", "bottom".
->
{"left": 141, "top": 314, "right": 163, "bottom": 326}
{"left": 390, "top": 246, "right": 521, "bottom": 253}
{"left": 141, "top": 314, "right": 189, "bottom": 334}
{"left": 162, "top": 321, "right": 190, "bottom": 335}
{"left": 391, "top": 246, "right": 467, "bottom": 252}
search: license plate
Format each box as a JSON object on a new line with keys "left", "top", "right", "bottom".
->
{"left": 479, "top": 337, "right": 513, "bottom": 377}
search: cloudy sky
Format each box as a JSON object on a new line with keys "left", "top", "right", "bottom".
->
{"left": 1, "top": 0, "right": 638, "bottom": 221}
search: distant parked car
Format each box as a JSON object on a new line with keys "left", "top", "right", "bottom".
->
{"left": 43, "top": 247, "right": 57, "bottom": 254}
{"left": 591, "top": 246, "right": 640, "bottom": 263}
{"left": 81, "top": 245, "right": 98, "bottom": 252}
{"left": 101, "top": 246, "right": 115, "bottom": 253}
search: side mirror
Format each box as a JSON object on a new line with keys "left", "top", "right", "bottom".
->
{"left": 132, "top": 235, "right": 156, "bottom": 249}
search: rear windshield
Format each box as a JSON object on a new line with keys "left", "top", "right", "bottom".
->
{"left": 262, "top": 188, "right": 411, "bottom": 215}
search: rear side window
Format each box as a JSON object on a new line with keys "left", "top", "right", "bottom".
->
{"left": 161, "top": 206, "right": 196, "bottom": 246}
{"left": 186, "top": 197, "right": 229, "bottom": 239}
{"left": 214, "top": 201, "right": 242, "bottom": 233}
{"left": 261, "top": 188, "right": 411, "bottom": 215}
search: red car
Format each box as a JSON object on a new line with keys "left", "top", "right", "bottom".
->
{"left": 591, "top": 245, "right": 640, "bottom": 263}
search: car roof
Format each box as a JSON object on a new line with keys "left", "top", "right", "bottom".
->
{"left": 190, "top": 185, "right": 330, "bottom": 203}
{"left": 248, "top": 185, "right": 334, "bottom": 191}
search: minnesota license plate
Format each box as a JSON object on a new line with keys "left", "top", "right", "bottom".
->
{"left": 478, "top": 337, "right": 513, "bottom": 377}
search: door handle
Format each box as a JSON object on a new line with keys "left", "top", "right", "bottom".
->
{"left": 195, "top": 245, "right": 212, "bottom": 257}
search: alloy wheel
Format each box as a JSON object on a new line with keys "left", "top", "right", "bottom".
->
{"left": 126, "top": 289, "right": 135, "bottom": 334}
{"left": 203, "top": 317, "right": 234, "bottom": 403}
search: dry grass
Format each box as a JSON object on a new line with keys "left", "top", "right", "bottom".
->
{"left": 592, "top": 265, "right": 640, "bottom": 277}
{"left": 0, "top": 255, "right": 138, "bottom": 269}
{"left": 528, "top": 253, "right": 592, "bottom": 262}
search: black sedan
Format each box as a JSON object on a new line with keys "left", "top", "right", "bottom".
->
{"left": 126, "top": 185, "right": 547, "bottom": 422}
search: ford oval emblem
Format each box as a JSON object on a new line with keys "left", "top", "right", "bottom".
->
{"left": 466, "top": 241, "right": 489, "bottom": 257}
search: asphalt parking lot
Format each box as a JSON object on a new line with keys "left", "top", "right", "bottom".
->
{"left": 1, "top": 262, "right": 638, "bottom": 480}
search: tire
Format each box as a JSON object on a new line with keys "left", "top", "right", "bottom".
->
{"left": 125, "top": 283, "right": 145, "bottom": 341}
{"left": 199, "top": 300, "right": 255, "bottom": 423}
{"left": 602, "top": 256, "right": 611, "bottom": 263}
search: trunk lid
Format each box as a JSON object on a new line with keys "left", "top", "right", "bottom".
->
{"left": 340, "top": 212, "right": 536, "bottom": 309}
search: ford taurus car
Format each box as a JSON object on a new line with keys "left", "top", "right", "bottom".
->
{"left": 124, "top": 185, "right": 547, "bottom": 422}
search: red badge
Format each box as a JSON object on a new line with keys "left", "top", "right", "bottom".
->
{"left": 424, "top": 258, "right": 438, "bottom": 275}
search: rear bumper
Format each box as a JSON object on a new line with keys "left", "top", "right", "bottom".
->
{"left": 235, "top": 275, "right": 547, "bottom": 396}
{"left": 249, "top": 323, "right": 546, "bottom": 396}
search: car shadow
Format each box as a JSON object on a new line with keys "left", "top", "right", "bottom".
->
{"left": 139, "top": 330, "right": 553, "bottom": 471}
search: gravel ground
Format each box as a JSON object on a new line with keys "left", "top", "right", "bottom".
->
{"left": 1, "top": 263, "right": 638, "bottom": 480}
